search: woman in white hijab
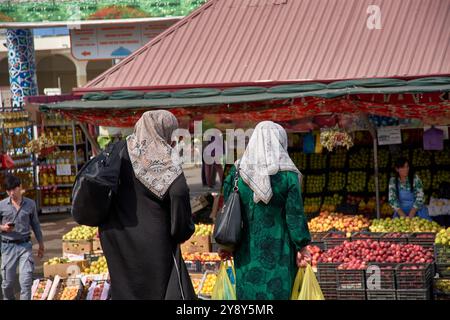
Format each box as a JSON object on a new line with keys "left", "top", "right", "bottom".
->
{"left": 220, "top": 121, "right": 311, "bottom": 300}
{"left": 98, "top": 110, "right": 195, "bottom": 300}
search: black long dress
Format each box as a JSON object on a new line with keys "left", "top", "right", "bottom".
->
{"left": 99, "top": 148, "right": 195, "bottom": 300}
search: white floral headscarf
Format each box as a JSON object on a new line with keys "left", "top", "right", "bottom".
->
{"left": 239, "top": 121, "right": 302, "bottom": 204}
{"left": 126, "top": 110, "right": 182, "bottom": 199}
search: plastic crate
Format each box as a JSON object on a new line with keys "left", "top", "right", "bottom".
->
{"left": 409, "top": 233, "right": 436, "bottom": 252}
{"left": 436, "top": 264, "right": 450, "bottom": 277}
{"left": 310, "top": 241, "right": 326, "bottom": 251}
{"left": 311, "top": 232, "right": 328, "bottom": 242}
{"left": 396, "top": 263, "right": 433, "bottom": 289}
{"left": 318, "top": 282, "right": 337, "bottom": 300}
{"left": 323, "top": 231, "right": 348, "bottom": 250}
{"left": 185, "top": 260, "right": 202, "bottom": 273}
{"left": 337, "top": 268, "right": 366, "bottom": 290}
{"left": 366, "top": 289, "right": 397, "bottom": 300}
{"left": 201, "top": 261, "right": 221, "bottom": 273}
{"left": 351, "top": 232, "right": 382, "bottom": 242}
{"left": 435, "top": 245, "right": 450, "bottom": 265}
{"left": 379, "top": 233, "right": 410, "bottom": 244}
{"left": 317, "top": 262, "right": 340, "bottom": 283}
{"left": 366, "top": 263, "right": 397, "bottom": 290}
{"left": 337, "top": 289, "right": 366, "bottom": 300}
{"left": 396, "top": 288, "right": 431, "bottom": 300}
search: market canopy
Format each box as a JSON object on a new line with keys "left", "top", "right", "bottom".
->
{"left": 39, "top": 77, "right": 450, "bottom": 127}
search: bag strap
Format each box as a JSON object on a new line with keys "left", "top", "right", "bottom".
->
{"left": 233, "top": 161, "right": 240, "bottom": 191}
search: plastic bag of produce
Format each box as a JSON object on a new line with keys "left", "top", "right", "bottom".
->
{"left": 211, "top": 260, "right": 236, "bottom": 300}
{"left": 291, "top": 264, "right": 324, "bottom": 300}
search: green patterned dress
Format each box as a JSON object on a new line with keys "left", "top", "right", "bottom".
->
{"left": 223, "top": 165, "right": 311, "bottom": 300}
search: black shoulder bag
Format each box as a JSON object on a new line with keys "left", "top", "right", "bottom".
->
{"left": 213, "top": 163, "right": 242, "bottom": 247}
{"left": 71, "top": 140, "right": 126, "bottom": 227}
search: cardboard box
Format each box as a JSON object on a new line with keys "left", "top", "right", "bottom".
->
{"left": 44, "top": 260, "right": 88, "bottom": 278}
{"left": 92, "top": 238, "right": 102, "bottom": 252}
{"left": 62, "top": 240, "right": 93, "bottom": 256}
{"left": 181, "top": 235, "right": 211, "bottom": 254}
{"left": 191, "top": 195, "right": 209, "bottom": 213}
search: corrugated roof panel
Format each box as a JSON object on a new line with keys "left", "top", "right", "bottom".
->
{"left": 78, "top": 0, "right": 450, "bottom": 93}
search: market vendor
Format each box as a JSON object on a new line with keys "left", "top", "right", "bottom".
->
{"left": 388, "top": 157, "right": 431, "bottom": 220}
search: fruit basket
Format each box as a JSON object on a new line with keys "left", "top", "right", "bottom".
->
{"left": 379, "top": 232, "right": 410, "bottom": 244}
{"left": 337, "top": 265, "right": 366, "bottom": 290}
{"left": 395, "top": 263, "right": 433, "bottom": 289}
{"left": 366, "top": 289, "right": 397, "bottom": 300}
{"left": 317, "top": 262, "right": 340, "bottom": 283}
{"left": 323, "top": 231, "right": 348, "bottom": 250}
{"left": 365, "top": 263, "right": 397, "bottom": 290}
{"left": 337, "top": 288, "right": 366, "bottom": 300}
{"left": 318, "top": 281, "right": 337, "bottom": 300}
{"left": 434, "top": 245, "right": 450, "bottom": 264}
{"left": 396, "top": 288, "right": 431, "bottom": 300}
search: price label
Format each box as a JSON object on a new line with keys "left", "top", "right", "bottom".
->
{"left": 56, "top": 164, "right": 72, "bottom": 176}
{"left": 377, "top": 127, "right": 402, "bottom": 145}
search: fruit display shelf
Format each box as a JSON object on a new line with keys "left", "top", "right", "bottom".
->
{"left": 317, "top": 262, "right": 340, "bottom": 283}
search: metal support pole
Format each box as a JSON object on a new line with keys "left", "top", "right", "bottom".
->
{"left": 373, "top": 136, "right": 381, "bottom": 219}
{"left": 71, "top": 121, "right": 79, "bottom": 175}
{"left": 78, "top": 122, "right": 100, "bottom": 155}
{"left": 359, "top": 113, "right": 381, "bottom": 219}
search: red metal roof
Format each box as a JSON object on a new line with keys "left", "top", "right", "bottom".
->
{"left": 76, "top": 0, "right": 450, "bottom": 94}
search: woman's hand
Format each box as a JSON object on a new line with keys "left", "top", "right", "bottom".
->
{"left": 296, "top": 247, "right": 311, "bottom": 268}
{"left": 408, "top": 208, "right": 417, "bottom": 218}
{"left": 218, "top": 247, "right": 233, "bottom": 260}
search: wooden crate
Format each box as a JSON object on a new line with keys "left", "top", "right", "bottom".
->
{"left": 62, "top": 240, "right": 93, "bottom": 256}
{"left": 181, "top": 235, "right": 211, "bottom": 254}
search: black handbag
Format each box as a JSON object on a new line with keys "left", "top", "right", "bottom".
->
{"left": 213, "top": 163, "right": 242, "bottom": 247}
{"left": 71, "top": 140, "right": 126, "bottom": 227}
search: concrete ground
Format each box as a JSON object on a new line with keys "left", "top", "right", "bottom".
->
{"left": 0, "top": 165, "right": 221, "bottom": 300}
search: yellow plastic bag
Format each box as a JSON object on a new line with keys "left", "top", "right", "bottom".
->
{"left": 211, "top": 260, "right": 236, "bottom": 300}
{"left": 291, "top": 264, "right": 325, "bottom": 300}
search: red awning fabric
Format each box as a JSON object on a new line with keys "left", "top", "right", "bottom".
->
{"left": 56, "top": 94, "right": 450, "bottom": 127}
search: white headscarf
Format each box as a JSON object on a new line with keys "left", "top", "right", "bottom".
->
{"left": 126, "top": 110, "right": 183, "bottom": 199}
{"left": 238, "top": 121, "right": 302, "bottom": 204}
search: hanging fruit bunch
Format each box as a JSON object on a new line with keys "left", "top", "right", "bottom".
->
{"left": 26, "top": 135, "right": 57, "bottom": 157}
{"left": 320, "top": 127, "right": 354, "bottom": 152}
